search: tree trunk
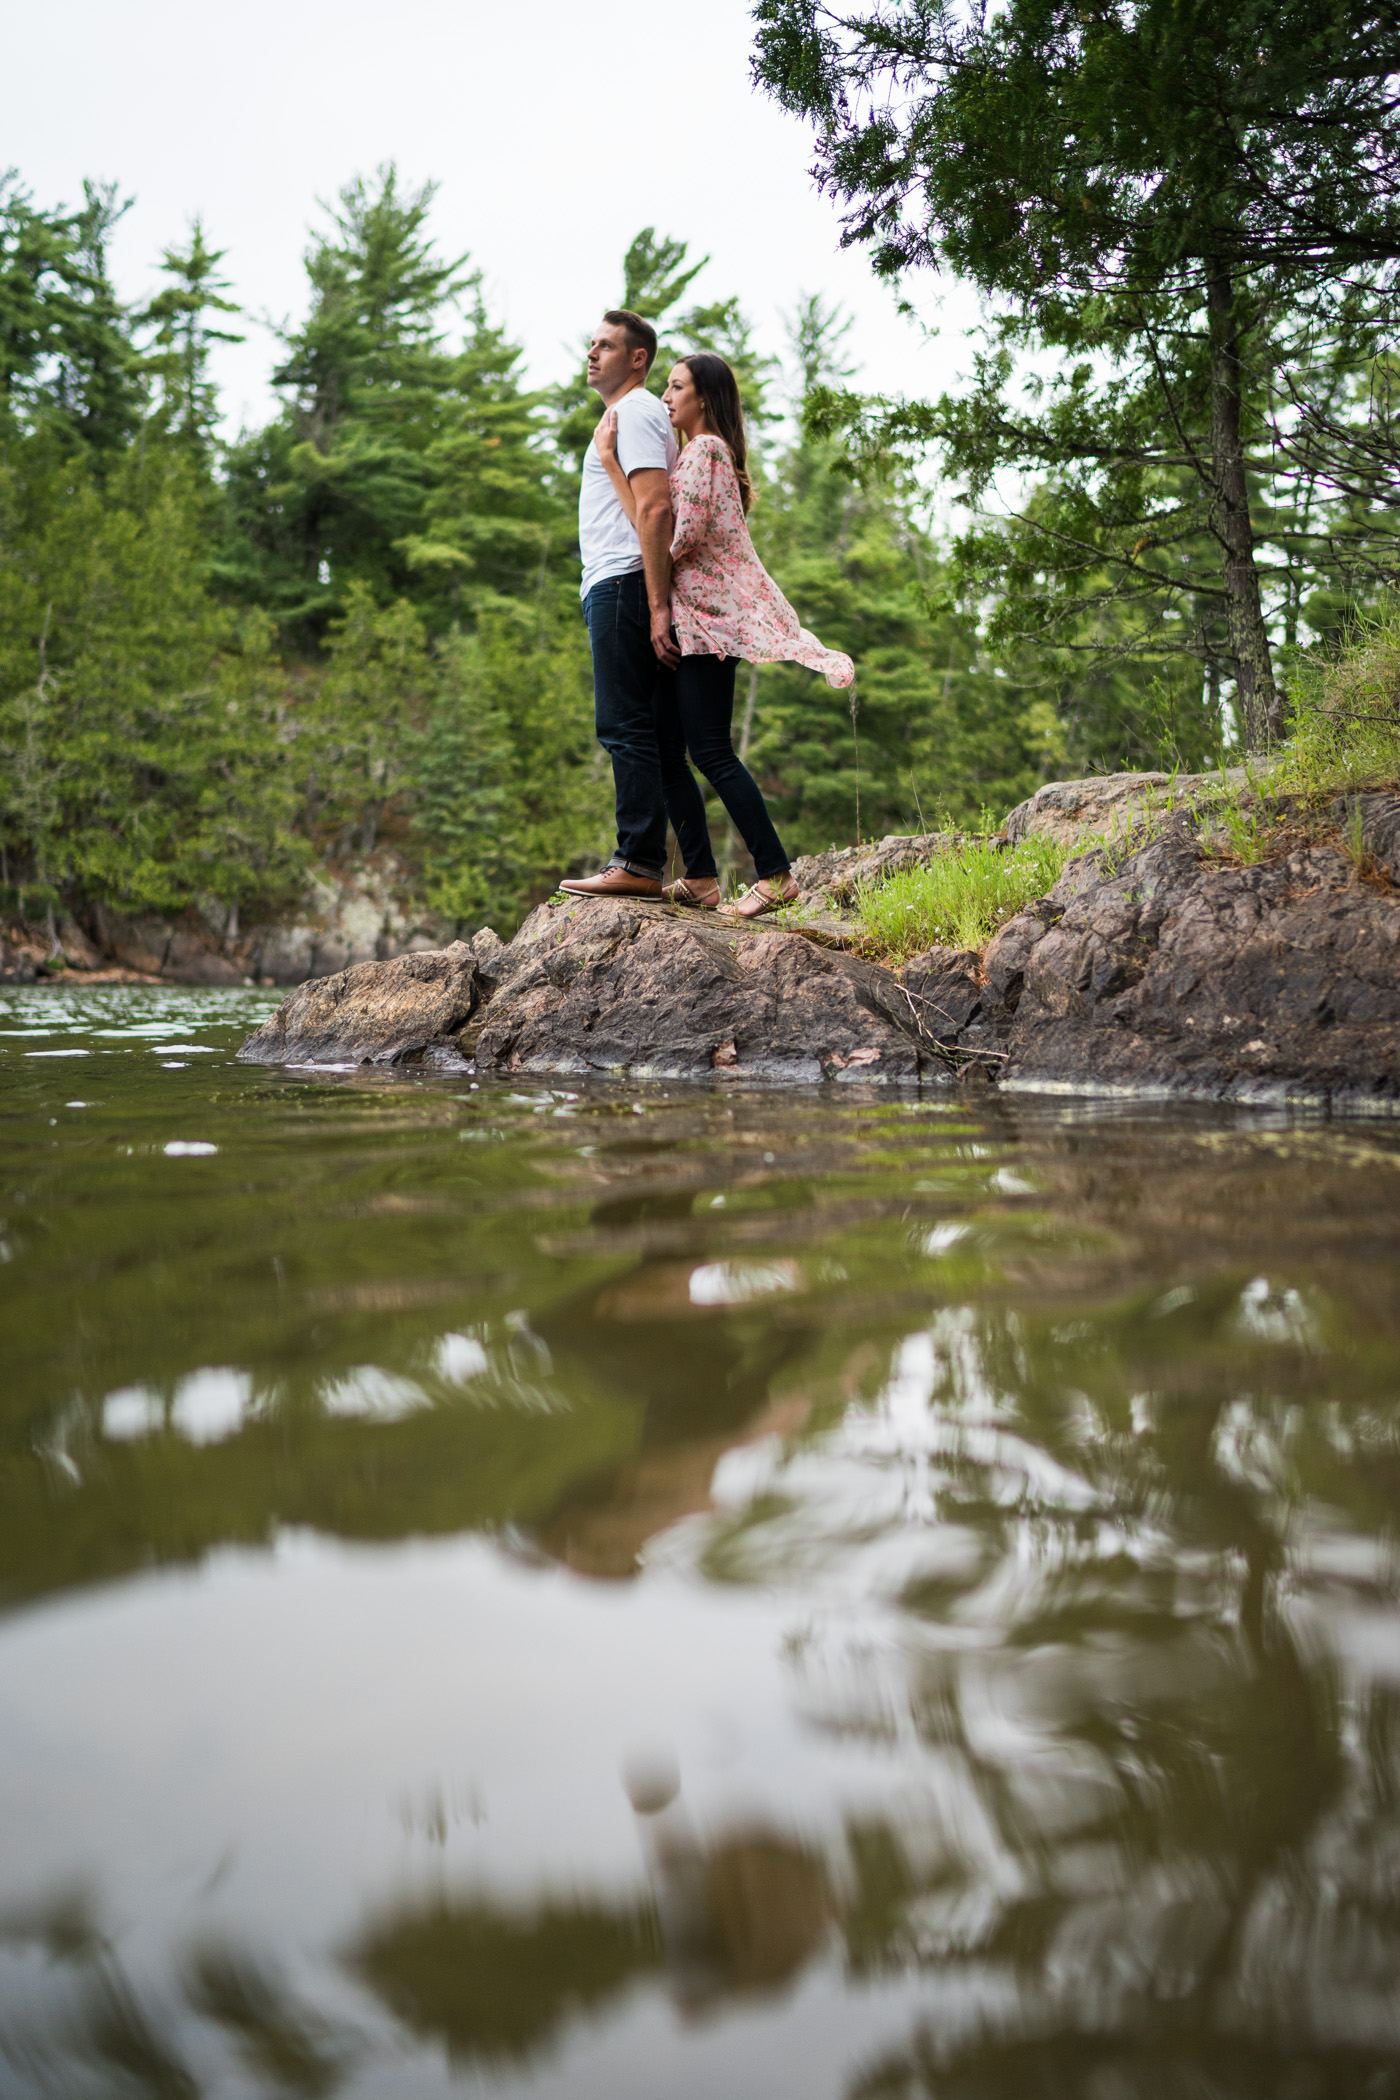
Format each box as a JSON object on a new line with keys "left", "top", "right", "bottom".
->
{"left": 1207, "top": 267, "right": 1284, "bottom": 751}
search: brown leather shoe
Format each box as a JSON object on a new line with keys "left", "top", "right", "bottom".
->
{"left": 557, "top": 867, "right": 664, "bottom": 899}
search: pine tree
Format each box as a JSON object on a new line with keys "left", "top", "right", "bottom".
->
{"left": 220, "top": 165, "right": 558, "bottom": 639}
{"left": 0, "top": 443, "right": 305, "bottom": 926}
{"left": 0, "top": 174, "right": 145, "bottom": 454}
{"left": 141, "top": 221, "right": 243, "bottom": 471}
{"left": 753, "top": 0, "right": 1400, "bottom": 749}
{"left": 413, "top": 595, "right": 609, "bottom": 926}
{"left": 744, "top": 300, "right": 1035, "bottom": 855}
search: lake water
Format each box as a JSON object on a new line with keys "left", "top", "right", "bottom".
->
{"left": 3, "top": 984, "right": 1400, "bottom": 2098}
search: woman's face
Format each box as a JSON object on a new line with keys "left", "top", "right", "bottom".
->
{"left": 662, "top": 364, "right": 706, "bottom": 438}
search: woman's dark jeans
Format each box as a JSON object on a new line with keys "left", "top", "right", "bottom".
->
{"left": 582, "top": 570, "right": 671, "bottom": 880}
{"left": 655, "top": 652, "right": 790, "bottom": 882}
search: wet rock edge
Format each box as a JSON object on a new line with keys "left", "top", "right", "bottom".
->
{"left": 235, "top": 779, "right": 1400, "bottom": 1115}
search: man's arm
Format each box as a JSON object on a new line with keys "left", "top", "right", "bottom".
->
{"left": 629, "top": 466, "right": 679, "bottom": 665}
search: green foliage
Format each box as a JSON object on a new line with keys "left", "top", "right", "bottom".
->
{"left": 307, "top": 585, "right": 433, "bottom": 854}
{"left": 1195, "top": 762, "right": 1275, "bottom": 865}
{"left": 0, "top": 437, "right": 307, "bottom": 922}
{"left": 140, "top": 220, "right": 243, "bottom": 471}
{"left": 1275, "top": 601, "right": 1400, "bottom": 797}
{"left": 219, "top": 166, "right": 563, "bottom": 641}
{"left": 0, "top": 169, "right": 1084, "bottom": 941}
{"left": 855, "top": 835, "right": 1072, "bottom": 960}
{"left": 753, "top": 0, "right": 1400, "bottom": 754}
{"left": 0, "top": 173, "right": 145, "bottom": 454}
{"left": 740, "top": 304, "right": 1037, "bottom": 854}
{"left": 413, "top": 588, "right": 611, "bottom": 923}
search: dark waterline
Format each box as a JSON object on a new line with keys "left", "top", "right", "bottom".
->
{"left": 3, "top": 983, "right": 1400, "bottom": 2097}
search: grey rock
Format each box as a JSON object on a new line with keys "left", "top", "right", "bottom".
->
{"left": 981, "top": 903, "right": 1061, "bottom": 1013}
{"left": 309, "top": 936, "right": 354, "bottom": 978}
{"left": 1003, "top": 766, "right": 1279, "bottom": 848}
{"left": 104, "top": 914, "right": 171, "bottom": 975}
{"left": 241, "top": 901, "right": 936, "bottom": 1082}
{"left": 898, "top": 947, "right": 983, "bottom": 1043}
{"left": 55, "top": 915, "right": 103, "bottom": 971}
{"left": 163, "top": 928, "right": 243, "bottom": 985}
{"left": 1337, "top": 792, "right": 1400, "bottom": 884}
{"left": 997, "top": 815, "right": 1400, "bottom": 1106}
{"left": 238, "top": 943, "right": 480, "bottom": 1066}
{"left": 235, "top": 785, "right": 1400, "bottom": 1112}
{"left": 0, "top": 939, "right": 40, "bottom": 983}
{"left": 254, "top": 926, "right": 318, "bottom": 985}
{"left": 1004, "top": 772, "right": 1173, "bottom": 847}
{"left": 471, "top": 899, "right": 929, "bottom": 1083}
{"left": 790, "top": 832, "right": 955, "bottom": 908}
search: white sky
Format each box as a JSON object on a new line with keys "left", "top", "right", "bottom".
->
{"left": 4, "top": 0, "right": 983, "bottom": 439}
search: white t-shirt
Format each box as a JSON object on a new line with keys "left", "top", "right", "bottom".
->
{"left": 578, "top": 386, "right": 679, "bottom": 600}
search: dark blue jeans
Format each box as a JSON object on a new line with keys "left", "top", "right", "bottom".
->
{"left": 582, "top": 570, "right": 670, "bottom": 880}
{"left": 656, "top": 652, "right": 791, "bottom": 882}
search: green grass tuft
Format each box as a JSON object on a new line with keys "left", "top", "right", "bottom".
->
{"left": 1275, "top": 603, "right": 1400, "bottom": 800}
{"left": 854, "top": 834, "right": 1073, "bottom": 961}
{"left": 848, "top": 601, "right": 1400, "bottom": 963}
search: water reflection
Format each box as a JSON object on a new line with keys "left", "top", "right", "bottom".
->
{"left": 352, "top": 1802, "right": 831, "bottom": 2069}
{"left": 0, "top": 1890, "right": 356, "bottom": 2098}
{"left": 6, "top": 989, "right": 1400, "bottom": 2093}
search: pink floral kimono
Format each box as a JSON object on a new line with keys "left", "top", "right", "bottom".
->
{"left": 669, "top": 435, "right": 855, "bottom": 689}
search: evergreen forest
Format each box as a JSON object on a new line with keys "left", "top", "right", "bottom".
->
{"left": 4, "top": 36, "right": 1399, "bottom": 952}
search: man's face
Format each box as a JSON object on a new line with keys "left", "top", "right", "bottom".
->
{"left": 587, "top": 322, "right": 646, "bottom": 397}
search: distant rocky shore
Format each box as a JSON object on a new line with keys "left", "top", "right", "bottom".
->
{"left": 233, "top": 769, "right": 1400, "bottom": 1114}
{"left": 0, "top": 859, "right": 453, "bottom": 988}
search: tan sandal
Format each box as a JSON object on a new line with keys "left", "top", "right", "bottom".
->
{"left": 665, "top": 877, "right": 721, "bottom": 910}
{"left": 717, "top": 877, "right": 799, "bottom": 921}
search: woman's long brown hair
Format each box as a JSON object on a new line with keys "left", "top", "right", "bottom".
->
{"left": 677, "top": 352, "right": 753, "bottom": 514}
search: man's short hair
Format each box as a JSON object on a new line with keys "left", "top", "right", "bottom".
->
{"left": 603, "top": 309, "right": 658, "bottom": 373}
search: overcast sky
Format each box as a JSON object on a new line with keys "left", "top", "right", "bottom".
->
{"left": 4, "top": 0, "right": 982, "bottom": 437}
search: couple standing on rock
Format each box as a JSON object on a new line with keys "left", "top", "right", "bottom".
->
{"left": 558, "top": 310, "right": 854, "bottom": 918}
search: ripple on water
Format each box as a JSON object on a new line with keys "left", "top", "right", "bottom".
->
{"left": 2, "top": 985, "right": 1400, "bottom": 2093}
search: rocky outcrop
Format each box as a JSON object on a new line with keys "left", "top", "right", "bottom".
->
{"left": 1002, "top": 764, "right": 1267, "bottom": 847}
{"left": 240, "top": 905, "right": 929, "bottom": 1081}
{"left": 468, "top": 898, "right": 924, "bottom": 1082}
{"left": 3, "top": 855, "right": 457, "bottom": 987}
{"left": 893, "top": 797, "right": 1400, "bottom": 1109}
{"left": 998, "top": 809, "right": 1400, "bottom": 1108}
{"left": 235, "top": 782, "right": 1400, "bottom": 1111}
{"left": 238, "top": 943, "right": 482, "bottom": 1066}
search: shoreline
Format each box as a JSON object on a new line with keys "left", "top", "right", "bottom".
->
{"left": 10, "top": 765, "right": 1397, "bottom": 1117}
{"left": 234, "top": 769, "right": 1400, "bottom": 1117}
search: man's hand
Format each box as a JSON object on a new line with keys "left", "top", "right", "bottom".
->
{"left": 631, "top": 467, "right": 676, "bottom": 666}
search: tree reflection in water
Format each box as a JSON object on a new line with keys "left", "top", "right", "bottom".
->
{"left": 8, "top": 1059, "right": 1400, "bottom": 2094}
{"left": 707, "top": 1292, "right": 1400, "bottom": 2095}
{"left": 343, "top": 1279, "right": 1400, "bottom": 2092}
{"left": 351, "top": 1808, "right": 830, "bottom": 2068}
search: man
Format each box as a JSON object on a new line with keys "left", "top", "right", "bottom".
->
{"left": 558, "top": 310, "right": 678, "bottom": 900}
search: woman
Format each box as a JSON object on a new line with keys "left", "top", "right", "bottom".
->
{"left": 595, "top": 352, "right": 853, "bottom": 918}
